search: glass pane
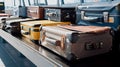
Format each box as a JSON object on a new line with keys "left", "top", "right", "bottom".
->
{"left": 38, "top": 0, "right": 46, "bottom": 5}
{"left": 64, "top": 0, "right": 80, "bottom": 4}
{"left": 84, "top": 0, "right": 109, "bottom": 3}
{"left": 24, "top": 0, "right": 29, "bottom": 6}
{"left": 15, "top": 0, "right": 20, "bottom": 6}
{"left": 29, "top": 0, "right": 34, "bottom": 5}
{"left": 64, "top": 0, "right": 75, "bottom": 4}
{"left": 0, "top": 0, "right": 3, "bottom": 2}
{"left": 47, "top": 0, "right": 57, "bottom": 5}
{"left": 4, "top": 0, "right": 14, "bottom": 6}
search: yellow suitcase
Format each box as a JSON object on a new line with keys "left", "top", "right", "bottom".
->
{"left": 20, "top": 20, "right": 71, "bottom": 43}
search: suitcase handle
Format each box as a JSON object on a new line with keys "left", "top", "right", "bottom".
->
{"left": 41, "top": 31, "right": 65, "bottom": 49}
{"left": 83, "top": 16, "right": 100, "bottom": 21}
{"left": 45, "top": 37, "right": 61, "bottom": 46}
{"left": 45, "top": 37, "right": 65, "bottom": 50}
{"left": 21, "top": 30, "right": 30, "bottom": 35}
{"left": 28, "top": 10, "right": 38, "bottom": 14}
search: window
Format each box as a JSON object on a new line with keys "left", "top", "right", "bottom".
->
{"left": 63, "top": 0, "right": 81, "bottom": 4}
{"left": 0, "top": 0, "right": 3, "bottom": 2}
{"left": 47, "top": 0, "right": 57, "bottom": 5}
{"left": 38, "top": 0, "right": 47, "bottom": 5}
{"left": 29, "top": 0, "right": 34, "bottom": 5}
{"left": 15, "top": 0, "right": 20, "bottom": 6}
{"left": 4, "top": 0, "right": 14, "bottom": 6}
{"left": 24, "top": 0, "right": 29, "bottom": 6}
{"left": 84, "top": 0, "right": 110, "bottom": 3}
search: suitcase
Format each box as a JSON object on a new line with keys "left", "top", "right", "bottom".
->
{"left": 27, "top": 6, "right": 44, "bottom": 19}
{"left": 44, "top": 7, "right": 76, "bottom": 24}
{"left": 0, "top": 17, "right": 21, "bottom": 29}
{"left": 20, "top": 20, "right": 71, "bottom": 43}
{"left": 5, "top": 6, "right": 27, "bottom": 18}
{"left": 40, "top": 25, "right": 112, "bottom": 60}
{"left": 0, "top": 2, "right": 4, "bottom": 13}
{"left": 75, "top": 1, "right": 120, "bottom": 53}
{"left": 3, "top": 18, "right": 35, "bottom": 35}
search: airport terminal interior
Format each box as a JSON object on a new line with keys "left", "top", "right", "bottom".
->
{"left": 0, "top": 0, "right": 120, "bottom": 67}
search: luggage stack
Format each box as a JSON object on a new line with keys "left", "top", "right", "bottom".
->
{"left": 19, "top": 5, "right": 113, "bottom": 61}
{"left": 39, "top": 25, "right": 112, "bottom": 60}
{"left": 20, "top": 6, "right": 77, "bottom": 43}
{"left": 20, "top": 20, "right": 71, "bottom": 43}
{"left": 0, "top": 3, "right": 114, "bottom": 61}
{"left": 1, "top": 6, "right": 45, "bottom": 35}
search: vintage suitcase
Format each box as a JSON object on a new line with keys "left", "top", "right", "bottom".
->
{"left": 27, "top": 6, "right": 44, "bottom": 19}
{"left": 5, "top": 6, "right": 27, "bottom": 18}
{"left": 20, "top": 20, "right": 71, "bottom": 43}
{"left": 2, "top": 18, "right": 35, "bottom": 35}
{"left": 44, "top": 7, "right": 76, "bottom": 24}
{"left": 40, "top": 25, "right": 112, "bottom": 60}
{"left": 0, "top": 17, "right": 21, "bottom": 29}
{"left": 75, "top": 1, "right": 120, "bottom": 53}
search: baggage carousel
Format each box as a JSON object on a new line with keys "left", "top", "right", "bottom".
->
{"left": 0, "top": 29, "right": 117, "bottom": 67}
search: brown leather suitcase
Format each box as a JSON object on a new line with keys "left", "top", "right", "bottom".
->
{"left": 40, "top": 25, "right": 112, "bottom": 60}
{"left": 27, "top": 6, "right": 44, "bottom": 19}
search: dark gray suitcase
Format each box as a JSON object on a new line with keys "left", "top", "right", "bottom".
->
{"left": 44, "top": 7, "right": 76, "bottom": 24}
{"left": 2, "top": 18, "right": 35, "bottom": 35}
{"left": 40, "top": 25, "right": 112, "bottom": 60}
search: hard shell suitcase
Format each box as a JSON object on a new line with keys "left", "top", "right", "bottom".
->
{"left": 20, "top": 20, "right": 71, "bottom": 43}
{"left": 27, "top": 6, "right": 44, "bottom": 19}
{"left": 0, "top": 17, "right": 21, "bottom": 29}
{"left": 44, "top": 7, "right": 76, "bottom": 24}
{"left": 75, "top": 1, "right": 120, "bottom": 53}
{"left": 40, "top": 25, "right": 112, "bottom": 60}
{"left": 3, "top": 18, "right": 35, "bottom": 35}
{"left": 5, "top": 6, "right": 27, "bottom": 18}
